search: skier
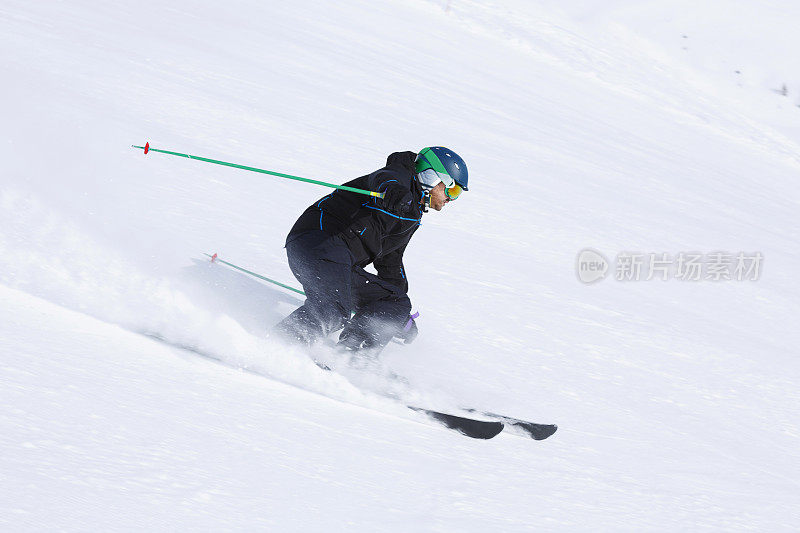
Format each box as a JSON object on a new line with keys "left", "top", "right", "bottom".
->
{"left": 272, "top": 147, "right": 469, "bottom": 355}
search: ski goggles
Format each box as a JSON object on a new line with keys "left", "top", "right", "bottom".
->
{"left": 417, "top": 168, "right": 464, "bottom": 201}
{"left": 444, "top": 182, "right": 464, "bottom": 201}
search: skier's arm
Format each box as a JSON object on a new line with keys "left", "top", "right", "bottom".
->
{"left": 368, "top": 171, "right": 414, "bottom": 215}
{"left": 374, "top": 245, "right": 408, "bottom": 294}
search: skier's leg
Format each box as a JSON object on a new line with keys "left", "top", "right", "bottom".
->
{"left": 337, "top": 267, "right": 411, "bottom": 353}
{"left": 272, "top": 231, "right": 354, "bottom": 345}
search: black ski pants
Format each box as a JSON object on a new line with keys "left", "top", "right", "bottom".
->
{"left": 274, "top": 230, "right": 411, "bottom": 348}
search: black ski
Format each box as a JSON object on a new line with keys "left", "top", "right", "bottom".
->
{"left": 314, "top": 358, "right": 553, "bottom": 440}
{"left": 464, "top": 409, "right": 557, "bottom": 440}
{"left": 408, "top": 407, "right": 504, "bottom": 439}
{"left": 313, "top": 359, "right": 504, "bottom": 439}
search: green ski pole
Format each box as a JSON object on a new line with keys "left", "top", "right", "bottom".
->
{"left": 132, "top": 142, "right": 385, "bottom": 199}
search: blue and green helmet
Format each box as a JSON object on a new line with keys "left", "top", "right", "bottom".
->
{"left": 415, "top": 147, "right": 469, "bottom": 193}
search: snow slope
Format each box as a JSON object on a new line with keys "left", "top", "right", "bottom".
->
{"left": 2, "top": 0, "right": 799, "bottom": 530}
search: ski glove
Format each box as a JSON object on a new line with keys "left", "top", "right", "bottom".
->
{"left": 382, "top": 186, "right": 414, "bottom": 215}
{"left": 396, "top": 312, "right": 419, "bottom": 344}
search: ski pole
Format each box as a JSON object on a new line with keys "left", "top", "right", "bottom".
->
{"left": 205, "top": 253, "right": 305, "bottom": 296}
{"left": 132, "top": 142, "right": 385, "bottom": 199}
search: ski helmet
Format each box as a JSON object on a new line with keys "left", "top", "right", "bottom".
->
{"left": 415, "top": 147, "right": 469, "bottom": 191}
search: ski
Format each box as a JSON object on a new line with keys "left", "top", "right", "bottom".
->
{"left": 316, "top": 357, "right": 549, "bottom": 440}
{"left": 463, "top": 409, "right": 557, "bottom": 440}
{"left": 312, "top": 357, "right": 503, "bottom": 439}
{"left": 313, "top": 357, "right": 551, "bottom": 440}
{"left": 408, "top": 407, "right": 504, "bottom": 440}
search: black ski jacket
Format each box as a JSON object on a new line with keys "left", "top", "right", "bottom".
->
{"left": 286, "top": 151, "right": 423, "bottom": 293}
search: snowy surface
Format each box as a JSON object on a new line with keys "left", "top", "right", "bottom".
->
{"left": 2, "top": 0, "right": 800, "bottom": 530}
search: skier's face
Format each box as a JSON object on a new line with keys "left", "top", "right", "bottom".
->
{"left": 428, "top": 182, "right": 449, "bottom": 211}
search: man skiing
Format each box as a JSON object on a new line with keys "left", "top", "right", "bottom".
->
{"left": 272, "top": 147, "right": 469, "bottom": 355}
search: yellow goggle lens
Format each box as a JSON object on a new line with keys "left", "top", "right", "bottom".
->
{"left": 445, "top": 183, "right": 463, "bottom": 200}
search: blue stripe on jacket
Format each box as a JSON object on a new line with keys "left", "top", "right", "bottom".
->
{"left": 317, "top": 194, "right": 331, "bottom": 230}
{"left": 362, "top": 204, "right": 421, "bottom": 223}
